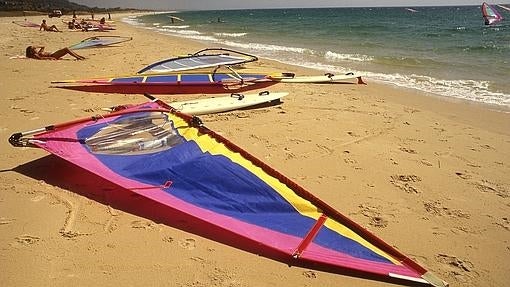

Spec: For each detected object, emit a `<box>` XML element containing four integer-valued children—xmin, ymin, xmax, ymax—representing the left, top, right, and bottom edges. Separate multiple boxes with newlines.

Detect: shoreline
<box><xmin>1</xmin><ymin>13</ymin><xmax>509</xmax><ymax>287</ymax></box>
<box><xmin>120</xmin><ymin>13</ymin><xmax>510</xmax><ymax>134</ymax></box>
<box><xmin>124</xmin><ymin>9</ymin><xmax>510</xmax><ymax>109</ymax></box>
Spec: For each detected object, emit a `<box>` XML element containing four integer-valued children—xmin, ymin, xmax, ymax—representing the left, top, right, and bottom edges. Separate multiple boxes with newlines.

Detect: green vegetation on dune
<box><xmin>0</xmin><ymin>0</ymin><xmax>145</xmax><ymax>15</ymax></box>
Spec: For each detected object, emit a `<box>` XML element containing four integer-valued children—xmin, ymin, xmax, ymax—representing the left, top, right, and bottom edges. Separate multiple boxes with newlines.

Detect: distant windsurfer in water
<box><xmin>25</xmin><ymin>46</ymin><xmax>85</xmax><ymax>60</ymax></box>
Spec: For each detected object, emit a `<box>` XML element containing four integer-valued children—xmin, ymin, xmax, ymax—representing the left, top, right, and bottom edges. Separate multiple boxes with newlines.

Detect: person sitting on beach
<box><xmin>25</xmin><ymin>46</ymin><xmax>85</xmax><ymax>60</ymax></box>
<box><xmin>99</xmin><ymin>17</ymin><xmax>106</xmax><ymax>24</ymax></box>
<box><xmin>40</xmin><ymin>19</ymin><xmax>60</xmax><ymax>32</ymax></box>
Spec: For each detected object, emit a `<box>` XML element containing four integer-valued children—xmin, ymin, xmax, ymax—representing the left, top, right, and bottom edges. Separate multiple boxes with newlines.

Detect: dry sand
<box><xmin>0</xmin><ymin>13</ymin><xmax>509</xmax><ymax>287</ymax></box>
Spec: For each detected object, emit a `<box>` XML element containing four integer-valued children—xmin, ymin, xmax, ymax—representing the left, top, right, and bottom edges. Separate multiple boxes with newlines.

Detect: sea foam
<box><xmin>325</xmin><ymin>51</ymin><xmax>374</xmax><ymax>62</ymax></box>
<box><xmin>214</xmin><ymin>32</ymin><xmax>248</xmax><ymax>37</ymax></box>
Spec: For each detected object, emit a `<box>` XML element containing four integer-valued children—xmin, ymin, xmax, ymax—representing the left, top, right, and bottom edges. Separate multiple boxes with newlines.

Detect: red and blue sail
<box><xmin>52</xmin><ymin>73</ymin><xmax>276</xmax><ymax>94</ymax></box>
<box><xmin>9</xmin><ymin>101</ymin><xmax>446</xmax><ymax>286</ymax></box>
<box><xmin>482</xmin><ymin>2</ymin><xmax>504</xmax><ymax>25</ymax></box>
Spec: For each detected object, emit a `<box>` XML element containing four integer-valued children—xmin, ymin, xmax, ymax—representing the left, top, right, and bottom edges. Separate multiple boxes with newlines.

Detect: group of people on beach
<box><xmin>24</xmin><ymin>8</ymin><xmax>117</xmax><ymax>61</ymax></box>
<box><xmin>34</xmin><ymin>19</ymin><xmax>85</xmax><ymax>60</ymax></box>
<box><xmin>29</xmin><ymin>14</ymin><xmax>109</xmax><ymax>60</ymax></box>
<box><xmin>66</xmin><ymin>17</ymin><xmax>109</xmax><ymax>32</ymax></box>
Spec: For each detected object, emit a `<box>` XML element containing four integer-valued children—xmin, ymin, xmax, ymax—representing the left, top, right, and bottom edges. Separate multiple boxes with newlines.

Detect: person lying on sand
<box><xmin>40</xmin><ymin>19</ymin><xmax>60</xmax><ymax>32</ymax></box>
<box><xmin>25</xmin><ymin>46</ymin><xmax>85</xmax><ymax>60</ymax></box>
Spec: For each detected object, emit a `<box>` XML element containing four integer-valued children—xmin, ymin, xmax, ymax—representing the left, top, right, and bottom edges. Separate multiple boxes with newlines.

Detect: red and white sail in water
<box><xmin>482</xmin><ymin>2</ymin><xmax>504</xmax><ymax>25</ymax></box>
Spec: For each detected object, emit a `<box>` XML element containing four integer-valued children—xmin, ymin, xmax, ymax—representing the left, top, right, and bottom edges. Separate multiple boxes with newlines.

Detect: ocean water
<box><xmin>123</xmin><ymin>6</ymin><xmax>510</xmax><ymax>107</ymax></box>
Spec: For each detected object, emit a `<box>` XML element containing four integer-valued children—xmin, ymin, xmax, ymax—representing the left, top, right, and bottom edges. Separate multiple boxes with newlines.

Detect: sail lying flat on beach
<box><xmin>482</xmin><ymin>2</ymin><xmax>504</xmax><ymax>25</ymax></box>
<box><xmin>137</xmin><ymin>48</ymin><xmax>258</xmax><ymax>74</ymax></box>
<box><xmin>68</xmin><ymin>36</ymin><xmax>133</xmax><ymax>50</ymax></box>
<box><xmin>9</xmin><ymin>100</ymin><xmax>447</xmax><ymax>287</ymax></box>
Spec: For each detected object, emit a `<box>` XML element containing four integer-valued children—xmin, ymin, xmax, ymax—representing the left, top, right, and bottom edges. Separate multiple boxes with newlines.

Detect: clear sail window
<box><xmin>85</xmin><ymin>112</ymin><xmax>184</xmax><ymax>155</ymax></box>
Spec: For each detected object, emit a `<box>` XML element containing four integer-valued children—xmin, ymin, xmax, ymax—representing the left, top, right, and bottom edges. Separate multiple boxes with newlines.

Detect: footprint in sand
<box><xmin>130</xmin><ymin>220</ymin><xmax>155</xmax><ymax>230</ymax></box>
<box><xmin>15</xmin><ymin>235</ymin><xmax>40</xmax><ymax>245</ymax></box>
<box><xmin>0</xmin><ymin>217</ymin><xmax>15</xmax><ymax>225</ymax></box>
<box><xmin>480</xmin><ymin>144</ymin><xmax>494</xmax><ymax>150</ymax></box>
<box><xmin>369</xmin><ymin>216</ymin><xmax>388</xmax><ymax>228</ymax></box>
<box><xmin>162</xmin><ymin>236</ymin><xmax>174</xmax><ymax>243</ymax></box>
<box><xmin>436</xmin><ymin>254</ymin><xmax>478</xmax><ymax>281</ymax></box>
<box><xmin>30</xmin><ymin>194</ymin><xmax>46</xmax><ymax>202</ymax></box>
<box><xmin>495</xmin><ymin>217</ymin><xmax>509</xmax><ymax>231</ymax></box>
<box><xmin>399</xmin><ymin>147</ymin><xmax>417</xmax><ymax>154</ymax></box>
<box><xmin>471</xmin><ymin>180</ymin><xmax>508</xmax><ymax>198</ymax></box>
<box><xmin>423</xmin><ymin>201</ymin><xmax>470</xmax><ymax>219</ymax></box>
<box><xmin>466</xmin><ymin>163</ymin><xmax>481</xmax><ymax>168</ymax></box>
<box><xmin>302</xmin><ymin>270</ymin><xmax>317</xmax><ymax>279</ymax></box>
<box><xmin>179</xmin><ymin>238</ymin><xmax>196</xmax><ymax>250</ymax></box>
<box><xmin>190</xmin><ymin>256</ymin><xmax>205</xmax><ymax>262</ymax></box>
<box><xmin>344</xmin><ymin>158</ymin><xmax>362</xmax><ymax>170</ymax></box>
<box><xmin>455</xmin><ymin>171</ymin><xmax>472</xmax><ymax>180</ymax></box>
<box><xmin>390</xmin><ymin>175</ymin><xmax>421</xmax><ymax>194</ymax></box>
<box><xmin>358</xmin><ymin>204</ymin><xmax>390</xmax><ymax>228</ymax></box>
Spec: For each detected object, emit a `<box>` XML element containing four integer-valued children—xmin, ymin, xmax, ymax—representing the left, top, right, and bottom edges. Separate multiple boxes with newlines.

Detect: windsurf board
<box><xmin>267</xmin><ymin>72</ymin><xmax>366</xmax><ymax>84</ymax></box>
<box><xmin>170</xmin><ymin>91</ymin><xmax>287</xmax><ymax>115</ymax></box>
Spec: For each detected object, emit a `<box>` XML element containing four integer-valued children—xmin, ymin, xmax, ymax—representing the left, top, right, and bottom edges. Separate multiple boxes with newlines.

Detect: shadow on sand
<box><xmin>12</xmin><ymin>154</ymin><xmax>427</xmax><ymax>287</ymax></box>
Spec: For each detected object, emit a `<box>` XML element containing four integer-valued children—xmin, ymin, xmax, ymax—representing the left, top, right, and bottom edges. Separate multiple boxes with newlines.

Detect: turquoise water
<box><xmin>124</xmin><ymin>6</ymin><xmax>510</xmax><ymax>107</ymax></box>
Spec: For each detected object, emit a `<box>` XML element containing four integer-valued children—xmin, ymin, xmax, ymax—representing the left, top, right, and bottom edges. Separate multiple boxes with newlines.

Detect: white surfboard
<box><xmin>267</xmin><ymin>72</ymin><xmax>365</xmax><ymax>84</ymax></box>
<box><xmin>170</xmin><ymin>91</ymin><xmax>288</xmax><ymax>115</ymax></box>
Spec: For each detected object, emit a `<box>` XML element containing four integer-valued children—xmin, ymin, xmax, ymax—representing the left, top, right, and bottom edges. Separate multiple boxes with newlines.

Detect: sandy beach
<box><xmin>0</xmin><ymin>13</ymin><xmax>509</xmax><ymax>287</ymax></box>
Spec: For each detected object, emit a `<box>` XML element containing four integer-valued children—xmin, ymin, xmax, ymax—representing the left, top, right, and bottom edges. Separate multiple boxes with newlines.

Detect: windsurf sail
<box><xmin>9</xmin><ymin>99</ymin><xmax>447</xmax><ymax>287</ymax></box>
<box><xmin>482</xmin><ymin>2</ymin><xmax>504</xmax><ymax>25</ymax></box>
<box><xmin>68</xmin><ymin>36</ymin><xmax>132</xmax><ymax>50</ymax></box>
<box><xmin>52</xmin><ymin>72</ymin><xmax>276</xmax><ymax>94</ymax></box>
<box><xmin>137</xmin><ymin>48</ymin><xmax>258</xmax><ymax>74</ymax></box>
